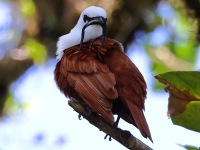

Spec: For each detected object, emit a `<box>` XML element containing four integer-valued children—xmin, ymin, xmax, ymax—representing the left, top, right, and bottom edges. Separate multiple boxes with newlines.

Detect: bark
<box><xmin>68</xmin><ymin>97</ymin><xmax>153</xmax><ymax>150</ymax></box>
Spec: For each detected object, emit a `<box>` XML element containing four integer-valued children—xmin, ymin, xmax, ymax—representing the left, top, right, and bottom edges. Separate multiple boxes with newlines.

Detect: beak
<box><xmin>77</xmin><ymin>16</ymin><xmax>107</xmax><ymax>60</ymax></box>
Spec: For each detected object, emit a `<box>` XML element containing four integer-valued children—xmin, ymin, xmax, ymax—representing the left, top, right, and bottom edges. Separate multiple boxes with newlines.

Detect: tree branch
<box><xmin>68</xmin><ymin>98</ymin><xmax>153</xmax><ymax>150</ymax></box>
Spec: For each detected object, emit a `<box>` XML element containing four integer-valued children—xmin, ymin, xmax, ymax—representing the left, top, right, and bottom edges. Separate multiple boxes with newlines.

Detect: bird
<box><xmin>54</xmin><ymin>6</ymin><xmax>152</xmax><ymax>142</ymax></box>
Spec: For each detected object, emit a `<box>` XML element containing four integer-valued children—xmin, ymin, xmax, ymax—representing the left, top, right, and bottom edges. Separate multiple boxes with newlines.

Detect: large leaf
<box><xmin>155</xmin><ymin>71</ymin><xmax>200</xmax><ymax>132</ymax></box>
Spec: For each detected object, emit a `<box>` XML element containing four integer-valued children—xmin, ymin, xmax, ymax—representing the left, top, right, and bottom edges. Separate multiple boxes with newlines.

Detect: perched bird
<box><xmin>54</xmin><ymin>6</ymin><xmax>152</xmax><ymax>142</ymax></box>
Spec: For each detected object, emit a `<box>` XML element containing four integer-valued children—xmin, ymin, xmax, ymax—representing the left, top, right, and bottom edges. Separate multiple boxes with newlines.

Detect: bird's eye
<box><xmin>83</xmin><ymin>15</ymin><xmax>91</xmax><ymax>23</ymax></box>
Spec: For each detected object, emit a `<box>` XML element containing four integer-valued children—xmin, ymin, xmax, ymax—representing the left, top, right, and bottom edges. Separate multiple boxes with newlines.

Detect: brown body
<box><xmin>54</xmin><ymin>38</ymin><xmax>152</xmax><ymax>142</ymax></box>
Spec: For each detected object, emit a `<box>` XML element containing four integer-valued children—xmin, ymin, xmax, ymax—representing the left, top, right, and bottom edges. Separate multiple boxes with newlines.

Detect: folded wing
<box><xmin>103</xmin><ymin>39</ymin><xmax>152</xmax><ymax>142</ymax></box>
<box><xmin>59</xmin><ymin>45</ymin><xmax>118</xmax><ymax>124</ymax></box>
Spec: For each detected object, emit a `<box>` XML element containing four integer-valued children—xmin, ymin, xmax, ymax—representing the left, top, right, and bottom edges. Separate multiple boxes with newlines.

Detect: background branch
<box><xmin>68</xmin><ymin>98</ymin><xmax>153</xmax><ymax>150</ymax></box>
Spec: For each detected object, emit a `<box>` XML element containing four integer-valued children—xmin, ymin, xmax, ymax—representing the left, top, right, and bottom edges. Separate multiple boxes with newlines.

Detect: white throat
<box><xmin>56</xmin><ymin>6</ymin><xmax>107</xmax><ymax>60</ymax></box>
<box><xmin>56</xmin><ymin>24</ymin><xmax>102</xmax><ymax>60</ymax></box>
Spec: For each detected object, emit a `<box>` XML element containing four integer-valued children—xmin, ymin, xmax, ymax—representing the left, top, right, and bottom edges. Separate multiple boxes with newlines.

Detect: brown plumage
<box><xmin>54</xmin><ymin>37</ymin><xmax>153</xmax><ymax>142</ymax></box>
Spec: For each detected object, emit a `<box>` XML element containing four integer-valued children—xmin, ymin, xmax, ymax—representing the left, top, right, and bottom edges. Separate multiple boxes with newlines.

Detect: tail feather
<box><xmin>128</xmin><ymin>101</ymin><xmax>153</xmax><ymax>142</ymax></box>
<box><xmin>138</xmin><ymin>109</ymin><xmax>153</xmax><ymax>142</ymax></box>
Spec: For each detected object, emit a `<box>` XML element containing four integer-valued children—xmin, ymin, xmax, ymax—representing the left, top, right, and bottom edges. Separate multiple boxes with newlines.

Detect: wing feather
<box><xmin>60</xmin><ymin>46</ymin><xmax>118</xmax><ymax>124</ymax></box>
<box><xmin>103</xmin><ymin>39</ymin><xmax>152</xmax><ymax>141</ymax></box>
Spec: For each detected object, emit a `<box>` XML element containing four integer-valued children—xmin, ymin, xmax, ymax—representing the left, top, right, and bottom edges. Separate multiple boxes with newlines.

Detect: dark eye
<box><xmin>83</xmin><ymin>15</ymin><xmax>91</xmax><ymax>23</ymax></box>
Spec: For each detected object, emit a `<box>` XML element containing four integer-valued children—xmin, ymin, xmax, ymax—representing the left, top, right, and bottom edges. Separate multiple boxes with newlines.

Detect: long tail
<box><xmin>128</xmin><ymin>101</ymin><xmax>153</xmax><ymax>142</ymax></box>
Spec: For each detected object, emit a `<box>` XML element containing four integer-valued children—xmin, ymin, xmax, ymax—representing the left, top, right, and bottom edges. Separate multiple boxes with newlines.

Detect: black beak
<box><xmin>77</xmin><ymin>16</ymin><xmax>107</xmax><ymax>60</ymax></box>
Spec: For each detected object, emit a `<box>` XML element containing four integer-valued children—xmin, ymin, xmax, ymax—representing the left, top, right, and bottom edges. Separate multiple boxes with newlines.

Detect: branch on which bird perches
<box><xmin>68</xmin><ymin>97</ymin><xmax>153</xmax><ymax>150</ymax></box>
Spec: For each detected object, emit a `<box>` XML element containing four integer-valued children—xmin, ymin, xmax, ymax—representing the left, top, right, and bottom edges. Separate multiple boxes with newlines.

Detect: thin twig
<box><xmin>68</xmin><ymin>97</ymin><xmax>153</xmax><ymax>150</ymax></box>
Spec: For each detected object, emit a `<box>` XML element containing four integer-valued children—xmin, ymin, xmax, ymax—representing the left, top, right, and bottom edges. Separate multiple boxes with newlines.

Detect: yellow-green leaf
<box><xmin>25</xmin><ymin>38</ymin><xmax>47</xmax><ymax>64</ymax></box>
<box><xmin>156</xmin><ymin>71</ymin><xmax>200</xmax><ymax>99</ymax></box>
<box><xmin>20</xmin><ymin>0</ymin><xmax>36</xmax><ymax>17</ymax></box>
<box><xmin>155</xmin><ymin>71</ymin><xmax>200</xmax><ymax>133</ymax></box>
<box><xmin>179</xmin><ymin>144</ymin><xmax>199</xmax><ymax>150</ymax></box>
<box><xmin>171</xmin><ymin>101</ymin><xmax>200</xmax><ymax>132</ymax></box>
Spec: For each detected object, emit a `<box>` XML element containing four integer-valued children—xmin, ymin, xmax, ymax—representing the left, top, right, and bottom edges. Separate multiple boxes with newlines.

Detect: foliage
<box><xmin>145</xmin><ymin>3</ymin><xmax>198</xmax><ymax>75</ymax></box>
<box><xmin>20</xmin><ymin>0</ymin><xmax>36</xmax><ymax>17</ymax></box>
<box><xmin>0</xmin><ymin>0</ymin><xmax>200</xmax><ymax>149</ymax></box>
<box><xmin>25</xmin><ymin>38</ymin><xmax>47</xmax><ymax>64</ymax></box>
<box><xmin>4</xmin><ymin>92</ymin><xmax>29</xmax><ymax>115</ymax></box>
<box><xmin>155</xmin><ymin>71</ymin><xmax>200</xmax><ymax>132</ymax></box>
<box><xmin>172</xmin><ymin>101</ymin><xmax>200</xmax><ymax>133</ymax></box>
<box><xmin>180</xmin><ymin>145</ymin><xmax>199</xmax><ymax>150</ymax></box>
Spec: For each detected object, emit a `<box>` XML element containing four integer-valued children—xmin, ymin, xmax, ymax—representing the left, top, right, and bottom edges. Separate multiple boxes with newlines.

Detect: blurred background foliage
<box><xmin>0</xmin><ymin>0</ymin><xmax>200</xmax><ymax>123</ymax></box>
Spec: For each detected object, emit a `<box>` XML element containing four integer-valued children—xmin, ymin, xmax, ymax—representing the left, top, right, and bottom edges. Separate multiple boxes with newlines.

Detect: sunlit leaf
<box><xmin>20</xmin><ymin>0</ymin><xmax>36</xmax><ymax>17</ymax></box>
<box><xmin>155</xmin><ymin>71</ymin><xmax>200</xmax><ymax>99</ymax></box>
<box><xmin>155</xmin><ymin>71</ymin><xmax>200</xmax><ymax>132</ymax></box>
<box><xmin>4</xmin><ymin>93</ymin><xmax>15</xmax><ymax>112</ymax></box>
<box><xmin>25</xmin><ymin>38</ymin><xmax>47</xmax><ymax>64</ymax></box>
<box><xmin>4</xmin><ymin>93</ymin><xmax>30</xmax><ymax>115</ymax></box>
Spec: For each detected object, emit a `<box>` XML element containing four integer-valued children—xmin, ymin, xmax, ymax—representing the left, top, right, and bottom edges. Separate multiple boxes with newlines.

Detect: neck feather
<box><xmin>56</xmin><ymin>25</ymin><xmax>102</xmax><ymax>60</ymax></box>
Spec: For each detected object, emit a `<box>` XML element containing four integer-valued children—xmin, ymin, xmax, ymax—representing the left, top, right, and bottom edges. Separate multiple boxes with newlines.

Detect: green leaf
<box><xmin>4</xmin><ymin>93</ymin><xmax>30</xmax><ymax>115</ymax></box>
<box><xmin>25</xmin><ymin>38</ymin><xmax>47</xmax><ymax>64</ymax></box>
<box><xmin>171</xmin><ymin>101</ymin><xmax>200</xmax><ymax>132</ymax></box>
<box><xmin>179</xmin><ymin>144</ymin><xmax>199</xmax><ymax>150</ymax></box>
<box><xmin>155</xmin><ymin>71</ymin><xmax>200</xmax><ymax>133</ymax></box>
<box><xmin>20</xmin><ymin>0</ymin><xmax>36</xmax><ymax>17</ymax></box>
<box><xmin>156</xmin><ymin>71</ymin><xmax>200</xmax><ymax>99</ymax></box>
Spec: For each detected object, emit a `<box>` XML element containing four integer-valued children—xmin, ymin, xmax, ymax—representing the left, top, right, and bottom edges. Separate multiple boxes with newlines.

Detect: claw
<box><xmin>71</xmin><ymin>97</ymin><xmax>92</xmax><ymax>119</ymax></box>
<box><xmin>104</xmin><ymin>115</ymin><xmax>121</xmax><ymax>141</ymax></box>
<box><xmin>104</xmin><ymin>134</ymin><xmax>112</xmax><ymax>141</ymax></box>
<box><xmin>78</xmin><ymin>114</ymin><xmax>82</xmax><ymax>120</ymax></box>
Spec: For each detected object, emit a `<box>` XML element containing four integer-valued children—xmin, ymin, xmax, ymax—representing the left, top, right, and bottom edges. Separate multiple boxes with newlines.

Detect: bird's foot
<box><xmin>104</xmin><ymin>115</ymin><xmax>121</xmax><ymax>141</ymax></box>
<box><xmin>104</xmin><ymin>134</ymin><xmax>112</xmax><ymax>141</ymax></box>
<box><xmin>113</xmin><ymin>115</ymin><xmax>120</xmax><ymax>127</ymax></box>
<box><xmin>78</xmin><ymin>114</ymin><xmax>82</xmax><ymax>120</ymax></box>
<box><xmin>73</xmin><ymin>100</ymin><xmax>92</xmax><ymax>120</ymax></box>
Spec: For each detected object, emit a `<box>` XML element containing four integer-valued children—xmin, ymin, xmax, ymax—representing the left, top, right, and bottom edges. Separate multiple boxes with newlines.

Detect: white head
<box><xmin>56</xmin><ymin>6</ymin><xmax>107</xmax><ymax>60</ymax></box>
